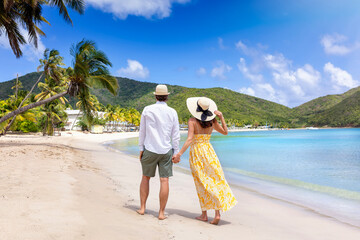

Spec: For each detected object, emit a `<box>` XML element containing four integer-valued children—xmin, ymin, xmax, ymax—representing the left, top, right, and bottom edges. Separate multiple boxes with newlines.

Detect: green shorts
<box><xmin>141</xmin><ymin>149</ymin><xmax>173</xmax><ymax>178</ymax></box>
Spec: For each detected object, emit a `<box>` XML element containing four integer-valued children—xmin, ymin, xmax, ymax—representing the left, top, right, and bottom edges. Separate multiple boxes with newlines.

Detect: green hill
<box><xmin>291</xmin><ymin>87</ymin><xmax>360</xmax><ymax>126</ymax></box>
<box><xmin>1</xmin><ymin>72</ymin><xmax>359</xmax><ymax>127</ymax></box>
<box><xmin>306</xmin><ymin>90</ymin><xmax>360</xmax><ymax>127</ymax></box>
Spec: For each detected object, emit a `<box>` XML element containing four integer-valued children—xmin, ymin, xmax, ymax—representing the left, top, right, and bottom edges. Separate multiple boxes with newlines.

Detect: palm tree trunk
<box><xmin>0</xmin><ymin>91</ymin><xmax>67</xmax><ymax>126</ymax></box>
<box><xmin>70</xmin><ymin>111</ymin><xmax>81</xmax><ymax>130</ymax></box>
<box><xmin>18</xmin><ymin>72</ymin><xmax>44</xmax><ymax>110</ymax></box>
<box><xmin>15</xmin><ymin>74</ymin><xmax>19</xmax><ymax>100</ymax></box>
<box><xmin>2</xmin><ymin>72</ymin><xmax>44</xmax><ymax>135</ymax></box>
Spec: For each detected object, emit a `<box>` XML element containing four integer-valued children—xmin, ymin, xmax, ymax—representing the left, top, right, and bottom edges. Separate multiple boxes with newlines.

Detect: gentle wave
<box><xmin>224</xmin><ymin>167</ymin><xmax>360</xmax><ymax>201</ymax></box>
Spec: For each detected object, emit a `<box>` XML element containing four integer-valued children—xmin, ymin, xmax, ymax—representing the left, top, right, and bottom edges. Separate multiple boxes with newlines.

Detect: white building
<box><xmin>64</xmin><ymin>109</ymin><xmax>107</xmax><ymax>131</ymax></box>
<box><xmin>64</xmin><ymin>109</ymin><xmax>130</xmax><ymax>132</ymax></box>
<box><xmin>64</xmin><ymin>109</ymin><xmax>82</xmax><ymax>131</ymax></box>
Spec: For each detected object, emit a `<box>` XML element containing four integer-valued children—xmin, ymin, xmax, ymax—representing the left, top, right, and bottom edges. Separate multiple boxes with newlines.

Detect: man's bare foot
<box><xmin>195</xmin><ymin>215</ymin><xmax>208</xmax><ymax>222</ymax></box>
<box><xmin>158</xmin><ymin>211</ymin><xmax>167</xmax><ymax>220</ymax></box>
<box><xmin>136</xmin><ymin>209</ymin><xmax>145</xmax><ymax>215</ymax></box>
<box><xmin>210</xmin><ymin>216</ymin><xmax>220</xmax><ymax>225</ymax></box>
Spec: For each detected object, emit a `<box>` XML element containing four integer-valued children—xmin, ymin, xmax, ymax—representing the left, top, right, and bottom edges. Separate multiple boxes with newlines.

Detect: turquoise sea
<box><xmin>109</xmin><ymin>128</ymin><xmax>360</xmax><ymax>227</ymax></box>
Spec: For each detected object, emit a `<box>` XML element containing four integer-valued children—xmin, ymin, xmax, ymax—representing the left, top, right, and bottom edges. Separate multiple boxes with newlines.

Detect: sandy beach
<box><xmin>1</xmin><ymin>132</ymin><xmax>360</xmax><ymax>240</ymax></box>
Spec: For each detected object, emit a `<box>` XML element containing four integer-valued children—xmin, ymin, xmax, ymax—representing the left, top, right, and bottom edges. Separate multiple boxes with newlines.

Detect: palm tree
<box><xmin>105</xmin><ymin>105</ymin><xmax>117</xmax><ymax>132</ymax></box>
<box><xmin>2</xmin><ymin>49</ymin><xmax>64</xmax><ymax>134</ymax></box>
<box><xmin>11</xmin><ymin>74</ymin><xmax>23</xmax><ymax>100</ymax></box>
<box><xmin>0</xmin><ymin>40</ymin><xmax>119</xmax><ymax>129</ymax></box>
<box><xmin>72</xmin><ymin>94</ymin><xmax>99</xmax><ymax>130</ymax></box>
<box><xmin>0</xmin><ymin>0</ymin><xmax>85</xmax><ymax>57</ymax></box>
<box><xmin>39</xmin><ymin>101</ymin><xmax>67</xmax><ymax>136</ymax></box>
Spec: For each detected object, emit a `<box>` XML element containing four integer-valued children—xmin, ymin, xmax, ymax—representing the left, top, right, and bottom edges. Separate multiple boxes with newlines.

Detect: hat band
<box><xmin>196</xmin><ymin>102</ymin><xmax>213</xmax><ymax>121</ymax></box>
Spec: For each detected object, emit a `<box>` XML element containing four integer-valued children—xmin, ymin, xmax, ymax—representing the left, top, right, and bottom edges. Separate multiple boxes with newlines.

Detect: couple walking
<box><xmin>137</xmin><ymin>84</ymin><xmax>237</xmax><ymax>225</ymax></box>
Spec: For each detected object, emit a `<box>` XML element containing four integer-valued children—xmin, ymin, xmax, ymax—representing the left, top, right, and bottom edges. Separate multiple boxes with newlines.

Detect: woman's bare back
<box><xmin>191</xmin><ymin>118</ymin><xmax>214</xmax><ymax>135</ymax></box>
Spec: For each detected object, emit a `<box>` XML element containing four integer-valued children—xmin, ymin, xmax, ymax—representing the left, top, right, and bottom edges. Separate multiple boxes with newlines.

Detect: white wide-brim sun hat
<box><xmin>186</xmin><ymin>97</ymin><xmax>217</xmax><ymax>122</ymax></box>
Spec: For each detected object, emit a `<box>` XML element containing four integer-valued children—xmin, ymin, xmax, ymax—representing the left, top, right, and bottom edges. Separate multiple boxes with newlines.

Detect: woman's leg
<box><xmin>210</xmin><ymin>210</ymin><xmax>221</xmax><ymax>225</ymax></box>
<box><xmin>195</xmin><ymin>210</ymin><xmax>208</xmax><ymax>221</ymax></box>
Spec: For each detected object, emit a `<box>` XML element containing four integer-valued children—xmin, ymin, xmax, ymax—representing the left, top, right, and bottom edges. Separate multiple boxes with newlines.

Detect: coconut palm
<box><xmin>0</xmin><ymin>0</ymin><xmax>85</xmax><ymax>57</ymax></box>
<box><xmin>2</xmin><ymin>49</ymin><xmax>64</xmax><ymax>134</ymax></box>
<box><xmin>0</xmin><ymin>40</ymin><xmax>119</xmax><ymax>129</ymax></box>
<box><xmin>11</xmin><ymin>74</ymin><xmax>23</xmax><ymax>100</ymax></box>
<box><xmin>72</xmin><ymin>94</ymin><xmax>99</xmax><ymax>130</ymax></box>
<box><xmin>39</xmin><ymin>101</ymin><xmax>67</xmax><ymax>136</ymax></box>
<box><xmin>105</xmin><ymin>105</ymin><xmax>117</xmax><ymax>132</ymax></box>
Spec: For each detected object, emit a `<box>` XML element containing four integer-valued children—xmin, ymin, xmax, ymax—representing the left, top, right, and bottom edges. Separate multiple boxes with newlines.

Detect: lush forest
<box><xmin>1</xmin><ymin>72</ymin><xmax>360</xmax><ymax>128</ymax></box>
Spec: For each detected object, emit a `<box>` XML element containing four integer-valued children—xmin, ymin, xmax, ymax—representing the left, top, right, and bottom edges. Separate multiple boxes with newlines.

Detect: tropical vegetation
<box><xmin>0</xmin><ymin>38</ymin><xmax>130</xmax><ymax>135</ymax></box>
<box><xmin>2</xmin><ymin>71</ymin><xmax>359</xmax><ymax>129</ymax></box>
<box><xmin>0</xmin><ymin>0</ymin><xmax>85</xmax><ymax>57</ymax></box>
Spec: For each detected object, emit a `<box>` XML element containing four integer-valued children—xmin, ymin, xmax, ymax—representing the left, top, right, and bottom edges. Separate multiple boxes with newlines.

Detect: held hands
<box><xmin>172</xmin><ymin>153</ymin><xmax>181</xmax><ymax>164</ymax></box>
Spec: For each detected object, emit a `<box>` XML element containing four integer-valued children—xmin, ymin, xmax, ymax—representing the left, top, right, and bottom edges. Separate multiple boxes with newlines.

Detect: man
<box><xmin>137</xmin><ymin>84</ymin><xmax>180</xmax><ymax>220</ymax></box>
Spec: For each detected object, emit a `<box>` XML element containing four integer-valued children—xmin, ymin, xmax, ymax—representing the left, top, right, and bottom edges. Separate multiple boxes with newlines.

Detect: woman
<box><xmin>173</xmin><ymin>97</ymin><xmax>237</xmax><ymax>225</ymax></box>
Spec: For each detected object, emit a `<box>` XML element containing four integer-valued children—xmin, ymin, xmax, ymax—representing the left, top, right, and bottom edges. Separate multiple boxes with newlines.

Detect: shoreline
<box><xmin>1</xmin><ymin>132</ymin><xmax>360</xmax><ymax>239</ymax></box>
<box><xmin>106</xmin><ymin>132</ymin><xmax>360</xmax><ymax>229</ymax></box>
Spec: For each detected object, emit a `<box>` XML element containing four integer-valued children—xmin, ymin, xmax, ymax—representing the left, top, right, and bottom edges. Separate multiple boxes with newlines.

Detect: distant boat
<box><xmin>306</xmin><ymin>127</ymin><xmax>319</xmax><ymax>130</ymax></box>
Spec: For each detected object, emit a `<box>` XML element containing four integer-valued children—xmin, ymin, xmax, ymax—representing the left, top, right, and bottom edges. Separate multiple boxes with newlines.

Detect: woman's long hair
<box><xmin>196</xmin><ymin>118</ymin><xmax>214</xmax><ymax>128</ymax></box>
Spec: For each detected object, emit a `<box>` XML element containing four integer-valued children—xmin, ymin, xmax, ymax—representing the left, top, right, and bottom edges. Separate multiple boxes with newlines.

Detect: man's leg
<box><xmin>137</xmin><ymin>175</ymin><xmax>151</xmax><ymax>215</ymax></box>
<box><xmin>158</xmin><ymin>177</ymin><xmax>169</xmax><ymax>220</ymax></box>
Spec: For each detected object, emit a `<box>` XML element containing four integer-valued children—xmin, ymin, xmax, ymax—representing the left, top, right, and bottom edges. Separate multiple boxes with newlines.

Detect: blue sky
<box><xmin>1</xmin><ymin>0</ymin><xmax>360</xmax><ymax>107</ymax></box>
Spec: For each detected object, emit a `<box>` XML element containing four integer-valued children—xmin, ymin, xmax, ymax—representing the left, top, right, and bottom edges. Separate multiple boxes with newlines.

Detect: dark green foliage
<box><xmin>307</xmin><ymin>90</ymin><xmax>360</xmax><ymax>127</ymax></box>
<box><xmin>0</xmin><ymin>72</ymin><xmax>44</xmax><ymax>99</ymax></box>
<box><xmin>1</xmin><ymin>72</ymin><xmax>359</xmax><ymax>127</ymax></box>
<box><xmin>291</xmin><ymin>87</ymin><xmax>360</xmax><ymax>127</ymax></box>
<box><xmin>17</xmin><ymin>120</ymin><xmax>39</xmax><ymax>133</ymax></box>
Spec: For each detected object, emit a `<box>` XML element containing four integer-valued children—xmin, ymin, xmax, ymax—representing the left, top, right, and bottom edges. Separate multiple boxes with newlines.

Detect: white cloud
<box><xmin>239</xmin><ymin>87</ymin><xmax>255</xmax><ymax>96</ymax></box>
<box><xmin>118</xmin><ymin>59</ymin><xmax>149</xmax><ymax>79</ymax></box>
<box><xmin>87</xmin><ymin>0</ymin><xmax>190</xmax><ymax>19</ymax></box>
<box><xmin>196</xmin><ymin>67</ymin><xmax>206</xmax><ymax>76</ymax></box>
<box><xmin>263</xmin><ymin>53</ymin><xmax>290</xmax><ymax>73</ymax></box>
<box><xmin>324</xmin><ymin>62</ymin><xmax>359</xmax><ymax>89</ymax></box>
<box><xmin>237</xmin><ymin>58</ymin><xmax>263</xmax><ymax>82</ymax></box>
<box><xmin>295</xmin><ymin>64</ymin><xmax>321</xmax><ymax>87</ymax></box>
<box><xmin>321</xmin><ymin>34</ymin><xmax>360</xmax><ymax>55</ymax></box>
<box><xmin>211</xmin><ymin>61</ymin><xmax>232</xmax><ymax>80</ymax></box>
<box><xmin>235</xmin><ymin>41</ymin><xmax>325</xmax><ymax>106</ymax></box>
<box><xmin>240</xmin><ymin>83</ymin><xmax>287</xmax><ymax>105</ymax></box>
<box><xmin>0</xmin><ymin>27</ymin><xmax>46</xmax><ymax>61</ymax></box>
<box><xmin>235</xmin><ymin>40</ymin><xmax>257</xmax><ymax>57</ymax></box>
<box><xmin>263</xmin><ymin>53</ymin><xmax>323</xmax><ymax>98</ymax></box>
<box><xmin>218</xmin><ymin>37</ymin><xmax>225</xmax><ymax>49</ymax></box>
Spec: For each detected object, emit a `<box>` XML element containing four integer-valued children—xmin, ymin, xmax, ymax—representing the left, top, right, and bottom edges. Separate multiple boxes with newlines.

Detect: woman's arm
<box><xmin>172</xmin><ymin>118</ymin><xmax>195</xmax><ymax>163</ymax></box>
<box><xmin>213</xmin><ymin>110</ymin><xmax>228</xmax><ymax>135</ymax></box>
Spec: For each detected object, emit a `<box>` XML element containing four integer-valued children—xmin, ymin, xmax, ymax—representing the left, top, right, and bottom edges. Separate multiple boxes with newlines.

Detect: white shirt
<box><xmin>138</xmin><ymin>101</ymin><xmax>180</xmax><ymax>154</ymax></box>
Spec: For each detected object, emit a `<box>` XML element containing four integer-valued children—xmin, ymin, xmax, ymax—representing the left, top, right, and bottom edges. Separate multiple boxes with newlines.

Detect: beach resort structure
<box><xmin>64</xmin><ymin>109</ymin><xmax>137</xmax><ymax>133</ymax></box>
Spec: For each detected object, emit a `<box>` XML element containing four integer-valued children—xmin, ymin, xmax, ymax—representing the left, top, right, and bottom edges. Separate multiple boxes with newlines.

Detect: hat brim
<box><xmin>186</xmin><ymin>97</ymin><xmax>217</xmax><ymax>121</ymax></box>
<box><xmin>153</xmin><ymin>92</ymin><xmax>170</xmax><ymax>95</ymax></box>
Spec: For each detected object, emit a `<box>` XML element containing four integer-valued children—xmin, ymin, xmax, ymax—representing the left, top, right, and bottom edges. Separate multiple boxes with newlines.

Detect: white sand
<box><xmin>0</xmin><ymin>131</ymin><xmax>359</xmax><ymax>240</ymax></box>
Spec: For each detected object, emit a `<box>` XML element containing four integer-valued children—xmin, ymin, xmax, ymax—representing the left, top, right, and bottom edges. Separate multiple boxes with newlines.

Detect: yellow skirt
<box><xmin>189</xmin><ymin>134</ymin><xmax>237</xmax><ymax>212</ymax></box>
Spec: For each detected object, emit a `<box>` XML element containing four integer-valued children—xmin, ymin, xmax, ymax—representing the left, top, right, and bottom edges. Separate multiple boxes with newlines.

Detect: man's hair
<box><xmin>155</xmin><ymin>95</ymin><xmax>168</xmax><ymax>102</ymax></box>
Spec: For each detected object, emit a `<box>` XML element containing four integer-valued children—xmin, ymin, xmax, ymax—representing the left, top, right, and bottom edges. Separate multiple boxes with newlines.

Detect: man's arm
<box><xmin>171</xmin><ymin>111</ymin><xmax>180</xmax><ymax>155</ymax></box>
<box><xmin>138</xmin><ymin>109</ymin><xmax>146</xmax><ymax>160</ymax></box>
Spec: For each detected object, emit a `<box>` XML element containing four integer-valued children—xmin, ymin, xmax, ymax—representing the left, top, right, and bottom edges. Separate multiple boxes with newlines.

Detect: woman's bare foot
<box><xmin>195</xmin><ymin>211</ymin><xmax>208</xmax><ymax>222</ymax></box>
<box><xmin>158</xmin><ymin>211</ymin><xmax>167</xmax><ymax>220</ymax></box>
<box><xmin>195</xmin><ymin>215</ymin><xmax>208</xmax><ymax>222</ymax></box>
<box><xmin>210</xmin><ymin>210</ymin><xmax>221</xmax><ymax>225</ymax></box>
<box><xmin>136</xmin><ymin>209</ymin><xmax>145</xmax><ymax>215</ymax></box>
<box><xmin>210</xmin><ymin>215</ymin><xmax>220</xmax><ymax>225</ymax></box>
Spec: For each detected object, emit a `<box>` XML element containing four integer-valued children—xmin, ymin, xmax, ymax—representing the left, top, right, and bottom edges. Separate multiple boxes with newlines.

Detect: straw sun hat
<box><xmin>186</xmin><ymin>97</ymin><xmax>217</xmax><ymax>122</ymax></box>
<box><xmin>153</xmin><ymin>84</ymin><xmax>170</xmax><ymax>95</ymax></box>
